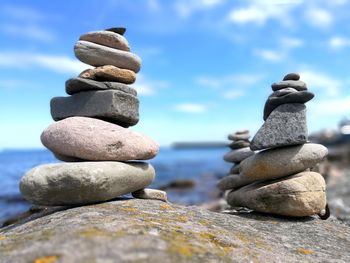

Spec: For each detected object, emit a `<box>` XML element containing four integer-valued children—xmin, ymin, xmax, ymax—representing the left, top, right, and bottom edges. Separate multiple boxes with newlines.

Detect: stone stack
<box><xmin>217</xmin><ymin>130</ymin><xmax>254</xmax><ymax>191</ymax></box>
<box><xmin>20</xmin><ymin>28</ymin><xmax>167</xmax><ymax>206</ymax></box>
<box><xmin>225</xmin><ymin>73</ymin><xmax>329</xmax><ymax>217</ymax></box>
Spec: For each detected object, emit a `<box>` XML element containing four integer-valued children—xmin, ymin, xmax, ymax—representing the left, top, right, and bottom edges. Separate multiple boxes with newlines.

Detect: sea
<box><xmin>0</xmin><ymin>147</ymin><xmax>230</xmax><ymax>224</ymax></box>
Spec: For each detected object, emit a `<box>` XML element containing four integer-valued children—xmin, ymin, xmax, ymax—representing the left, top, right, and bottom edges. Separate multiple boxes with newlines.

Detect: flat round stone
<box><xmin>227</xmin><ymin>171</ymin><xmax>326</xmax><ymax>217</ymax></box>
<box><xmin>74</xmin><ymin>40</ymin><xmax>141</xmax><ymax>73</ymax></box>
<box><xmin>283</xmin><ymin>73</ymin><xmax>300</xmax><ymax>81</ymax></box>
<box><xmin>65</xmin><ymin>78</ymin><xmax>137</xmax><ymax>96</ymax></box>
<box><xmin>132</xmin><ymin>189</ymin><xmax>167</xmax><ymax>202</ymax></box>
<box><xmin>269</xmin><ymin>87</ymin><xmax>298</xmax><ymax>97</ymax></box>
<box><xmin>79</xmin><ymin>65</ymin><xmax>136</xmax><ymax>84</ymax></box>
<box><xmin>41</xmin><ymin>117</ymin><xmax>159</xmax><ymax>161</ymax></box>
<box><xmin>217</xmin><ymin>174</ymin><xmax>252</xmax><ymax>191</ymax></box>
<box><xmin>80</xmin><ymin>30</ymin><xmax>129</xmax><ymax>51</ymax></box>
<box><xmin>271</xmin><ymin>80</ymin><xmax>307</xmax><ymax>91</ymax></box>
<box><xmin>229</xmin><ymin>140</ymin><xmax>250</xmax><ymax>150</ymax></box>
<box><xmin>20</xmin><ymin>162</ymin><xmax>155</xmax><ymax>206</ymax></box>
<box><xmin>224</xmin><ymin>147</ymin><xmax>254</xmax><ymax>163</ymax></box>
<box><xmin>105</xmin><ymin>27</ymin><xmax>126</xmax><ymax>35</ymax></box>
<box><xmin>263</xmin><ymin>91</ymin><xmax>314</xmax><ymax>120</ymax></box>
<box><xmin>241</xmin><ymin>143</ymin><xmax>328</xmax><ymax>182</ymax></box>
<box><xmin>228</xmin><ymin>133</ymin><xmax>250</xmax><ymax>141</ymax></box>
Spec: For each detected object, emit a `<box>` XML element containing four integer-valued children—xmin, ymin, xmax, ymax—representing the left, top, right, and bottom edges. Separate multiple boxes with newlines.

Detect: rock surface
<box><xmin>0</xmin><ymin>199</ymin><xmax>349</xmax><ymax>262</ymax></box>
<box><xmin>41</xmin><ymin>117</ymin><xmax>159</xmax><ymax>161</ymax></box>
<box><xmin>217</xmin><ymin>174</ymin><xmax>252</xmax><ymax>191</ymax></box>
<box><xmin>241</xmin><ymin>143</ymin><xmax>328</xmax><ymax>182</ymax></box>
<box><xmin>79</xmin><ymin>65</ymin><xmax>136</xmax><ymax>84</ymax></box>
<box><xmin>227</xmin><ymin>172</ymin><xmax>326</xmax><ymax>217</ymax></box>
<box><xmin>65</xmin><ymin>78</ymin><xmax>137</xmax><ymax>96</ymax></box>
<box><xmin>74</xmin><ymin>40</ymin><xmax>141</xmax><ymax>73</ymax></box>
<box><xmin>79</xmin><ymin>30</ymin><xmax>130</xmax><ymax>51</ymax></box>
<box><xmin>283</xmin><ymin>73</ymin><xmax>300</xmax><ymax>81</ymax></box>
<box><xmin>251</xmin><ymin>103</ymin><xmax>308</xmax><ymax>150</ymax></box>
<box><xmin>20</xmin><ymin>162</ymin><xmax>155</xmax><ymax>206</ymax></box>
<box><xmin>223</xmin><ymin>147</ymin><xmax>254</xmax><ymax>163</ymax></box>
<box><xmin>51</xmin><ymin>90</ymin><xmax>139</xmax><ymax>127</ymax></box>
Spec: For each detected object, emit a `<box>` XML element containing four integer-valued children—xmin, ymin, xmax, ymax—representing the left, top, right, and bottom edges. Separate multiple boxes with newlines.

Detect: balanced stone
<box><xmin>51</xmin><ymin>90</ymin><xmax>139</xmax><ymax>127</ymax></box>
<box><xmin>235</xmin><ymin>129</ymin><xmax>249</xmax><ymax>134</ymax></box>
<box><xmin>79</xmin><ymin>65</ymin><xmax>136</xmax><ymax>84</ymax></box>
<box><xmin>217</xmin><ymin>174</ymin><xmax>252</xmax><ymax>191</ymax></box>
<box><xmin>251</xmin><ymin>103</ymin><xmax>307</xmax><ymax>150</ymax></box>
<box><xmin>74</xmin><ymin>40</ymin><xmax>141</xmax><ymax>73</ymax></box>
<box><xmin>228</xmin><ymin>133</ymin><xmax>250</xmax><ymax>141</ymax></box>
<box><xmin>270</xmin><ymin>87</ymin><xmax>298</xmax><ymax>97</ymax></box>
<box><xmin>105</xmin><ymin>27</ymin><xmax>126</xmax><ymax>35</ymax></box>
<box><xmin>132</xmin><ymin>188</ymin><xmax>167</xmax><ymax>202</ymax></box>
<box><xmin>20</xmin><ymin>162</ymin><xmax>155</xmax><ymax>206</ymax></box>
<box><xmin>263</xmin><ymin>91</ymin><xmax>314</xmax><ymax>120</ymax></box>
<box><xmin>227</xmin><ymin>171</ymin><xmax>326</xmax><ymax>217</ymax></box>
<box><xmin>230</xmin><ymin>164</ymin><xmax>240</xmax><ymax>174</ymax></box>
<box><xmin>229</xmin><ymin>140</ymin><xmax>250</xmax><ymax>150</ymax></box>
<box><xmin>283</xmin><ymin>73</ymin><xmax>300</xmax><ymax>81</ymax></box>
<box><xmin>79</xmin><ymin>30</ymin><xmax>130</xmax><ymax>51</ymax></box>
<box><xmin>41</xmin><ymin>117</ymin><xmax>159</xmax><ymax>161</ymax></box>
<box><xmin>271</xmin><ymin>80</ymin><xmax>307</xmax><ymax>91</ymax></box>
<box><xmin>65</xmin><ymin>78</ymin><xmax>137</xmax><ymax>96</ymax></box>
<box><xmin>224</xmin><ymin>147</ymin><xmax>254</xmax><ymax>163</ymax></box>
<box><xmin>241</xmin><ymin>143</ymin><xmax>328</xmax><ymax>182</ymax></box>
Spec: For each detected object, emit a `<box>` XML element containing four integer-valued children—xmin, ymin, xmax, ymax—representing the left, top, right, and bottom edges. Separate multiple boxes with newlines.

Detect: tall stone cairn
<box><xmin>19</xmin><ymin>27</ymin><xmax>167</xmax><ymax>206</ymax></box>
<box><xmin>225</xmin><ymin>73</ymin><xmax>328</xmax><ymax>217</ymax></box>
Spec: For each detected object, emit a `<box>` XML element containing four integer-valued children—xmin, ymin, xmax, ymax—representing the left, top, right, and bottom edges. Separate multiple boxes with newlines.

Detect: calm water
<box><xmin>0</xmin><ymin>148</ymin><xmax>230</xmax><ymax>224</ymax></box>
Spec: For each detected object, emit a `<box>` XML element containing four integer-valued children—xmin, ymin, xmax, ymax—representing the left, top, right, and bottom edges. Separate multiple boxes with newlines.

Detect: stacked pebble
<box><xmin>217</xmin><ymin>130</ymin><xmax>254</xmax><ymax>191</ymax></box>
<box><xmin>20</xmin><ymin>28</ymin><xmax>167</xmax><ymax>206</ymax></box>
<box><xmin>225</xmin><ymin>73</ymin><xmax>329</xmax><ymax>217</ymax></box>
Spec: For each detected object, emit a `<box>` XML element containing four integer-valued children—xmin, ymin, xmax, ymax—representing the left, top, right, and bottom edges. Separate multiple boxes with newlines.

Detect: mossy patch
<box><xmin>176</xmin><ymin>215</ymin><xmax>189</xmax><ymax>223</ymax></box>
<box><xmin>159</xmin><ymin>204</ymin><xmax>175</xmax><ymax>210</ymax></box>
<box><xmin>77</xmin><ymin>227</ymin><xmax>127</xmax><ymax>239</ymax></box>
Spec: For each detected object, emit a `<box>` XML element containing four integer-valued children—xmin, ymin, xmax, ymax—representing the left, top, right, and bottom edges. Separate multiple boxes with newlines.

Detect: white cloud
<box><xmin>310</xmin><ymin>96</ymin><xmax>350</xmax><ymax>115</ymax></box>
<box><xmin>299</xmin><ymin>70</ymin><xmax>341</xmax><ymax>97</ymax></box>
<box><xmin>1</xmin><ymin>5</ymin><xmax>44</xmax><ymax>21</ymax></box>
<box><xmin>227</xmin><ymin>0</ymin><xmax>301</xmax><ymax>26</ymax></box>
<box><xmin>254</xmin><ymin>49</ymin><xmax>284</xmax><ymax>62</ymax></box>
<box><xmin>196</xmin><ymin>73</ymin><xmax>262</xmax><ymax>89</ymax></box>
<box><xmin>174</xmin><ymin>103</ymin><xmax>207</xmax><ymax>113</ymax></box>
<box><xmin>280</xmin><ymin>37</ymin><xmax>304</xmax><ymax>49</ymax></box>
<box><xmin>174</xmin><ymin>0</ymin><xmax>223</xmax><ymax>18</ymax></box>
<box><xmin>222</xmin><ymin>89</ymin><xmax>245</xmax><ymax>99</ymax></box>
<box><xmin>131</xmin><ymin>75</ymin><xmax>168</xmax><ymax>96</ymax></box>
<box><xmin>0</xmin><ymin>52</ymin><xmax>88</xmax><ymax>74</ymax></box>
<box><xmin>328</xmin><ymin>36</ymin><xmax>350</xmax><ymax>49</ymax></box>
<box><xmin>304</xmin><ymin>7</ymin><xmax>333</xmax><ymax>28</ymax></box>
<box><xmin>1</xmin><ymin>24</ymin><xmax>55</xmax><ymax>42</ymax></box>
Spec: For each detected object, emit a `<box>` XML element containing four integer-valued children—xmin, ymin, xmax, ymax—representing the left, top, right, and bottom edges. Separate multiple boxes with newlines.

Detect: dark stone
<box><xmin>283</xmin><ymin>73</ymin><xmax>300</xmax><ymax>81</ymax></box>
<box><xmin>271</xmin><ymin>87</ymin><xmax>298</xmax><ymax>97</ymax></box>
<box><xmin>105</xmin><ymin>27</ymin><xmax>126</xmax><ymax>35</ymax></box>
<box><xmin>271</xmin><ymin>80</ymin><xmax>307</xmax><ymax>91</ymax></box>
<box><xmin>65</xmin><ymin>78</ymin><xmax>137</xmax><ymax>96</ymax></box>
<box><xmin>263</xmin><ymin>91</ymin><xmax>314</xmax><ymax>120</ymax></box>
<box><xmin>230</xmin><ymin>164</ymin><xmax>240</xmax><ymax>174</ymax></box>
<box><xmin>50</xmin><ymin>90</ymin><xmax>139</xmax><ymax>127</ymax></box>
<box><xmin>250</xmin><ymin>104</ymin><xmax>308</xmax><ymax>151</ymax></box>
<box><xmin>229</xmin><ymin>140</ymin><xmax>250</xmax><ymax>150</ymax></box>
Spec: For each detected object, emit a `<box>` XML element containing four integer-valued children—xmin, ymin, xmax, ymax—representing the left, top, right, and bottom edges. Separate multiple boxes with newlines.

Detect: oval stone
<box><xmin>41</xmin><ymin>117</ymin><xmax>159</xmax><ymax>161</ymax></box>
<box><xmin>227</xmin><ymin>171</ymin><xmax>326</xmax><ymax>217</ymax></box>
<box><xmin>20</xmin><ymin>162</ymin><xmax>155</xmax><ymax>206</ymax></box>
<box><xmin>79</xmin><ymin>65</ymin><xmax>136</xmax><ymax>84</ymax></box>
<box><xmin>223</xmin><ymin>147</ymin><xmax>254</xmax><ymax>163</ymax></box>
<box><xmin>74</xmin><ymin>41</ymin><xmax>141</xmax><ymax>73</ymax></box>
<box><xmin>80</xmin><ymin>30</ymin><xmax>130</xmax><ymax>51</ymax></box>
<box><xmin>241</xmin><ymin>143</ymin><xmax>328</xmax><ymax>181</ymax></box>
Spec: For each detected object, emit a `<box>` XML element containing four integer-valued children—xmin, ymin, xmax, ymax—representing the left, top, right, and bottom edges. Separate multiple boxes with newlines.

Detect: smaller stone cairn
<box><xmin>20</xmin><ymin>27</ymin><xmax>167</xmax><ymax>206</ymax></box>
<box><xmin>224</xmin><ymin>73</ymin><xmax>329</xmax><ymax>217</ymax></box>
<box><xmin>218</xmin><ymin>130</ymin><xmax>254</xmax><ymax>191</ymax></box>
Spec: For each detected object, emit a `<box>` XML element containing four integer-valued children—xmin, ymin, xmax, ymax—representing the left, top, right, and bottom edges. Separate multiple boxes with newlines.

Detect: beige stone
<box><xmin>80</xmin><ymin>30</ymin><xmax>130</xmax><ymax>51</ymax></box>
<box><xmin>79</xmin><ymin>65</ymin><xmax>136</xmax><ymax>84</ymax></box>
<box><xmin>132</xmin><ymin>188</ymin><xmax>167</xmax><ymax>202</ymax></box>
<box><xmin>227</xmin><ymin>171</ymin><xmax>327</xmax><ymax>217</ymax></box>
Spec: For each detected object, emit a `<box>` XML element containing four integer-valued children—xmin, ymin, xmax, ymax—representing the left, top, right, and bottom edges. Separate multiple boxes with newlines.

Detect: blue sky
<box><xmin>0</xmin><ymin>0</ymin><xmax>350</xmax><ymax>149</ymax></box>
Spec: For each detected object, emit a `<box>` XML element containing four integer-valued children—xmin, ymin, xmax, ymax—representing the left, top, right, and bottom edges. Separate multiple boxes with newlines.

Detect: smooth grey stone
<box><xmin>217</xmin><ymin>174</ymin><xmax>252</xmax><ymax>191</ymax></box>
<box><xmin>271</xmin><ymin>80</ymin><xmax>307</xmax><ymax>91</ymax></box>
<box><xmin>235</xmin><ymin>129</ymin><xmax>249</xmax><ymax>134</ymax></box>
<box><xmin>20</xmin><ymin>162</ymin><xmax>155</xmax><ymax>206</ymax></box>
<box><xmin>51</xmin><ymin>90</ymin><xmax>139</xmax><ymax>127</ymax></box>
<box><xmin>74</xmin><ymin>40</ymin><xmax>141</xmax><ymax>73</ymax></box>
<box><xmin>132</xmin><ymin>188</ymin><xmax>167</xmax><ymax>202</ymax></box>
<box><xmin>228</xmin><ymin>133</ymin><xmax>250</xmax><ymax>141</ymax></box>
<box><xmin>263</xmin><ymin>91</ymin><xmax>314</xmax><ymax>120</ymax></box>
<box><xmin>251</xmin><ymin>103</ymin><xmax>308</xmax><ymax>151</ymax></box>
<box><xmin>241</xmin><ymin>143</ymin><xmax>328</xmax><ymax>182</ymax></box>
<box><xmin>105</xmin><ymin>27</ymin><xmax>126</xmax><ymax>35</ymax></box>
<box><xmin>65</xmin><ymin>78</ymin><xmax>137</xmax><ymax>96</ymax></box>
<box><xmin>229</xmin><ymin>140</ymin><xmax>250</xmax><ymax>150</ymax></box>
<box><xmin>230</xmin><ymin>164</ymin><xmax>240</xmax><ymax>174</ymax></box>
<box><xmin>227</xmin><ymin>171</ymin><xmax>326</xmax><ymax>217</ymax></box>
<box><xmin>80</xmin><ymin>31</ymin><xmax>130</xmax><ymax>51</ymax></box>
<box><xmin>269</xmin><ymin>87</ymin><xmax>298</xmax><ymax>97</ymax></box>
<box><xmin>283</xmin><ymin>73</ymin><xmax>300</xmax><ymax>81</ymax></box>
<box><xmin>224</xmin><ymin>147</ymin><xmax>254</xmax><ymax>163</ymax></box>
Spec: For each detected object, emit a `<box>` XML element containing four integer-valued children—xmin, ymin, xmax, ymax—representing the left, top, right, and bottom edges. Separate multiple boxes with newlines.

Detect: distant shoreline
<box><xmin>172</xmin><ymin>142</ymin><xmax>228</xmax><ymax>149</ymax></box>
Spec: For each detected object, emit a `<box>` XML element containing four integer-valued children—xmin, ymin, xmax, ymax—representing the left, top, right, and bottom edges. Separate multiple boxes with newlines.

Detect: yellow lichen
<box><xmin>120</xmin><ymin>207</ymin><xmax>138</xmax><ymax>213</ymax></box>
<box><xmin>176</xmin><ymin>215</ymin><xmax>189</xmax><ymax>223</ymax></box>
<box><xmin>159</xmin><ymin>204</ymin><xmax>174</xmax><ymax>210</ymax></box>
<box><xmin>296</xmin><ymin>248</ymin><xmax>314</xmax><ymax>255</ymax></box>
<box><xmin>0</xmin><ymin>235</ymin><xmax>6</xmax><ymax>240</ymax></box>
<box><xmin>33</xmin><ymin>255</ymin><xmax>59</xmax><ymax>263</ymax></box>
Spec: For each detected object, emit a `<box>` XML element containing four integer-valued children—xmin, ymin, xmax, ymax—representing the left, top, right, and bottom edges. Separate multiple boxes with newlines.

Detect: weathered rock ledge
<box><xmin>0</xmin><ymin>199</ymin><xmax>349</xmax><ymax>262</ymax></box>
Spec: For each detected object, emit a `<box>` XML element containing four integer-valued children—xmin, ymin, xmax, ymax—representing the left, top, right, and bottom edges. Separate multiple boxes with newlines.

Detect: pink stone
<box><xmin>41</xmin><ymin>117</ymin><xmax>159</xmax><ymax>161</ymax></box>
